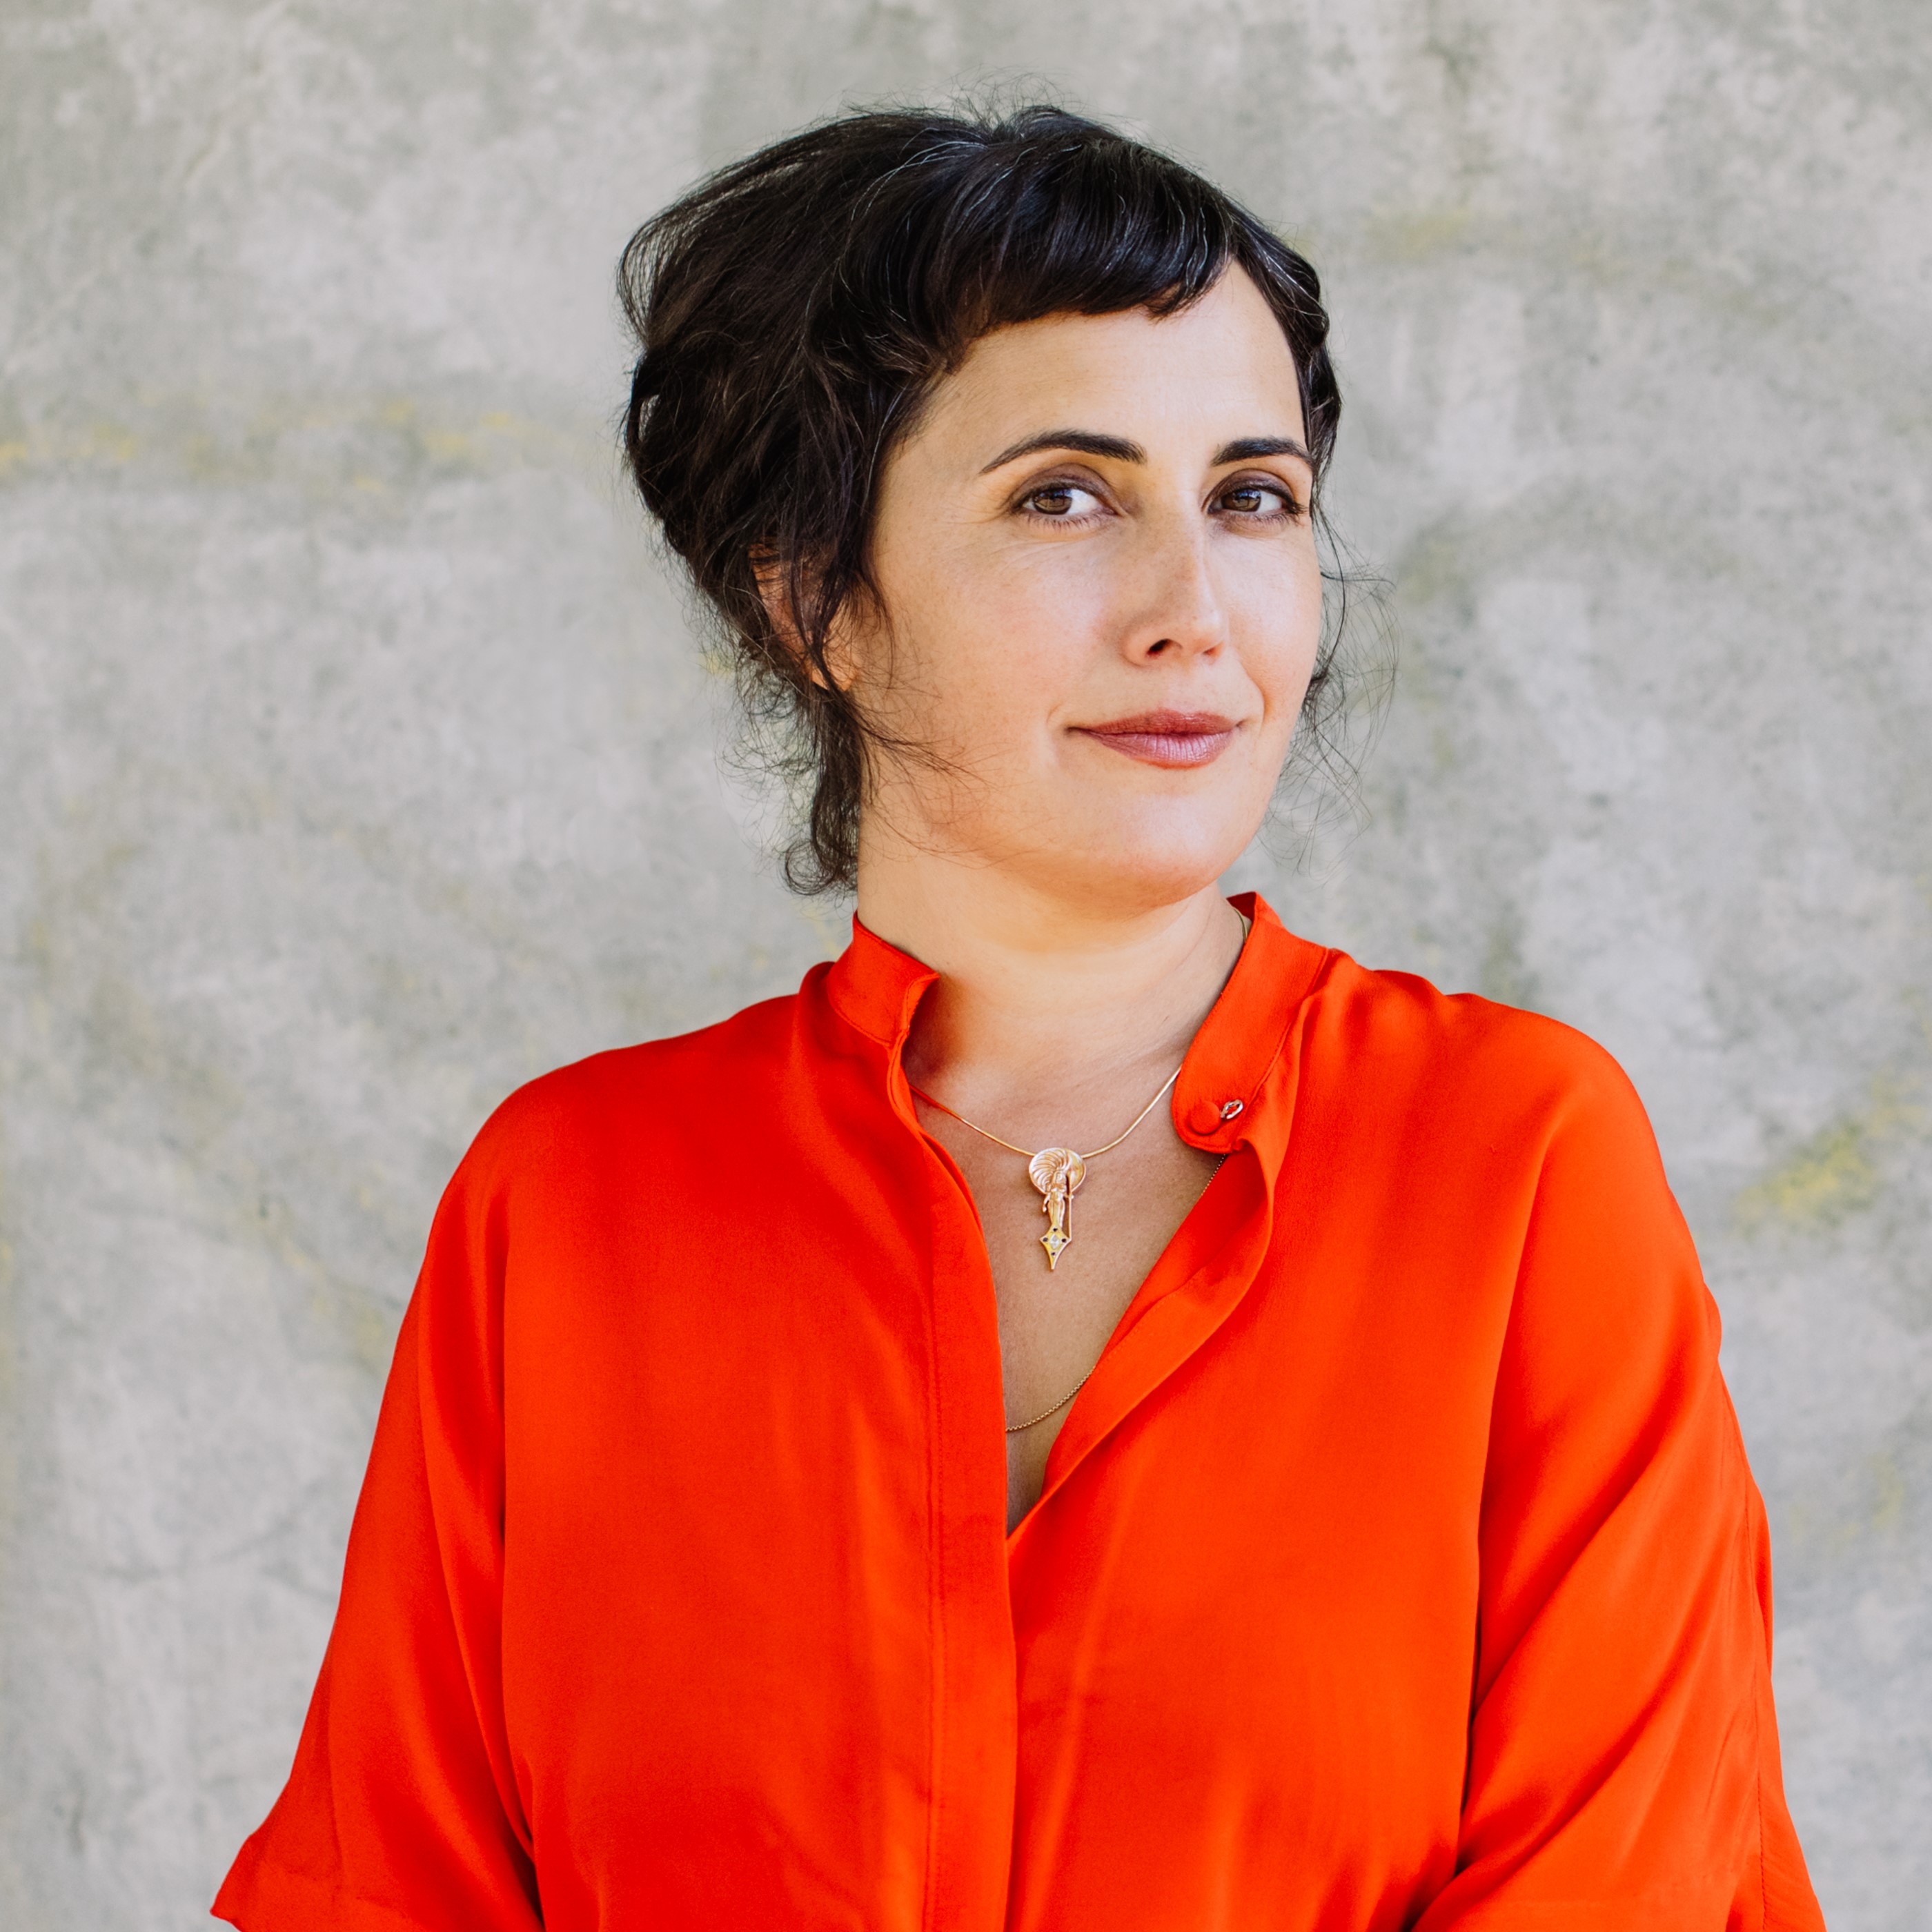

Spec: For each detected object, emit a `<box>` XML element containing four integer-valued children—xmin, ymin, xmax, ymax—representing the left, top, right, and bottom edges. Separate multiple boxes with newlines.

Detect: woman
<box><xmin>216</xmin><ymin>105</ymin><xmax>1824</xmax><ymax>1929</ymax></box>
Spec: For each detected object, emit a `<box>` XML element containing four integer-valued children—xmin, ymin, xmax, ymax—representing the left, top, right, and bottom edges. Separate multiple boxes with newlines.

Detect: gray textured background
<box><xmin>2</xmin><ymin>0</ymin><xmax>1928</xmax><ymax>1924</ymax></box>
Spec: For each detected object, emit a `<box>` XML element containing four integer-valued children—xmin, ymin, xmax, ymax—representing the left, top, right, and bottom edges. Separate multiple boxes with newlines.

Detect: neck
<box><xmin>857</xmin><ymin>848</ymin><xmax>1248</xmax><ymax>1127</ymax></box>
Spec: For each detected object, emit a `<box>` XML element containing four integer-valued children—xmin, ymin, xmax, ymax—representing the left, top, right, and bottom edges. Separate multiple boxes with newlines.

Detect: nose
<box><xmin>1116</xmin><ymin>509</ymin><xmax>1228</xmax><ymax>662</ymax></box>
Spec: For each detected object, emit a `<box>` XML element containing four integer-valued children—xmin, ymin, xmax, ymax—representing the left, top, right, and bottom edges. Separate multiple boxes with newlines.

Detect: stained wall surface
<box><xmin>2</xmin><ymin>1</ymin><xmax>1929</xmax><ymax>1924</ymax></box>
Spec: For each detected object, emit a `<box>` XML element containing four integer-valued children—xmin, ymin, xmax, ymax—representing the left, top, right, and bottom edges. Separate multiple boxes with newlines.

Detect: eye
<box><xmin>1018</xmin><ymin>480</ymin><xmax>1105</xmax><ymax>520</ymax></box>
<box><xmin>1214</xmin><ymin>475</ymin><xmax>1305</xmax><ymax>520</ymax></box>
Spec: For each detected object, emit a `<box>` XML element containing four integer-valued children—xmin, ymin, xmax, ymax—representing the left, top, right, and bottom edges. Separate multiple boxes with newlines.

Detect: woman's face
<box><xmin>840</xmin><ymin>266</ymin><xmax>1324</xmax><ymax>916</ymax></box>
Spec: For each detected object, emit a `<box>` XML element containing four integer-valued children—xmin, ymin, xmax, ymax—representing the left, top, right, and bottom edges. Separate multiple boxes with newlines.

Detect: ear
<box><xmin>753</xmin><ymin>549</ymin><xmax>861</xmax><ymax>695</ymax></box>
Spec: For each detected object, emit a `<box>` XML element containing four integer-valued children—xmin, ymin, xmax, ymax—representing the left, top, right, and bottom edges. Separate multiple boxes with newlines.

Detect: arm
<box><xmin>214</xmin><ymin>1138</ymin><xmax>542</xmax><ymax>1931</ymax></box>
<box><xmin>1417</xmin><ymin>1049</ymin><xmax>1822</xmax><ymax>1929</ymax></box>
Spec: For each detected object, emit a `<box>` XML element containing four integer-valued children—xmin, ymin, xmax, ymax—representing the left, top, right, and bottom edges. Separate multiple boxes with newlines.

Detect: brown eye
<box><xmin>1025</xmin><ymin>484</ymin><xmax>1078</xmax><ymax>515</ymax></box>
<box><xmin>1015</xmin><ymin>479</ymin><xmax>1107</xmax><ymax>522</ymax></box>
<box><xmin>1219</xmin><ymin>479</ymin><xmax>1299</xmax><ymax>518</ymax></box>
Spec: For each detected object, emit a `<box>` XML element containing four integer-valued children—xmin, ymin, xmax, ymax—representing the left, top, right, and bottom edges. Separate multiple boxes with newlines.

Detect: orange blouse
<box><xmin>215</xmin><ymin>895</ymin><xmax>1823</xmax><ymax>1930</ymax></box>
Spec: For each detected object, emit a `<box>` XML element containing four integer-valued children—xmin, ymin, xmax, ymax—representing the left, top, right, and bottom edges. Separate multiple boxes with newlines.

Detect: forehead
<box><xmin>922</xmin><ymin>268</ymin><xmax>1307</xmax><ymax>455</ymax></box>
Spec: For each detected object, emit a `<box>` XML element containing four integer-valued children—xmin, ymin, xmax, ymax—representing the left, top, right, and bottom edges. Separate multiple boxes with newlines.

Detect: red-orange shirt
<box><xmin>215</xmin><ymin>896</ymin><xmax>1824</xmax><ymax>1930</ymax></box>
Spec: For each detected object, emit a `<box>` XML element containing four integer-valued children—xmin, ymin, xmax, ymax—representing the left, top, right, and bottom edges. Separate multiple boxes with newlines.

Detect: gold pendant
<box><xmin>1027</xmin><ymin>1147</ymin><xmax>1087</xmax><ymax>1270</ymax></box>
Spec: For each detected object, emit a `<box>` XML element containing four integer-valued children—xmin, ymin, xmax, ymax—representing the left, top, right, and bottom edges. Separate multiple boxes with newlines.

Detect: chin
<box><xmin>1013</xmin><ymin>808</ymin><xmax>1257</xmax><ymax>914</ymax></box>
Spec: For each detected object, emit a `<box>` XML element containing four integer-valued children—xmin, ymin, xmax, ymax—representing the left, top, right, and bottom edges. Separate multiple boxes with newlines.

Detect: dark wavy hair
<box><xmin>620</xmin><ymin>102</ymin><xmax>1346</xmax><ymax>893</ymax></box>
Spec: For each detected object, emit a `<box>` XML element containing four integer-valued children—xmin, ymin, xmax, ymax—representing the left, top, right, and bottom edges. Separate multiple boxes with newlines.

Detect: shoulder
<box><xmin>1303</xmin><ymin>949</ymin><xmax>1658</xmax><ymax>1168</ymax></box>
<box><xmin>1297</xmin><ymin>954</ymin><xmax>1707</xmax><ymax>1372</ymax></box>
<box><xmin>453</xmin><ymin>983</ymin><xmax>816</xmax><ymax>1198</ymax></box>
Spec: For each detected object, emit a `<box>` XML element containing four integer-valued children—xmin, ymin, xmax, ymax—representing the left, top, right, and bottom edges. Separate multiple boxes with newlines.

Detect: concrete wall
<box><xmin>3</xmin><ymin>1</ymin><xmax>1927</xmax><ymax>1922</ymax></box>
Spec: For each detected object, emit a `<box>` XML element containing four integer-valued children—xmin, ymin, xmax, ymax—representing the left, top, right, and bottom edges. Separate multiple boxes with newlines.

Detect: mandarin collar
<box><xmin>824</xmin><ymin>893</ymin><xmax>1332</xmax><ymax>1156</ymax></box>
<box><xmin>822</xmin><ymin>918</ymin><xmax>940</xmax><ymax>1056</ymax></box>
<box><xmin>1170</xmin><ymin>894</ymin><xmax>1330</xmax><ymax>1153</ymax></box>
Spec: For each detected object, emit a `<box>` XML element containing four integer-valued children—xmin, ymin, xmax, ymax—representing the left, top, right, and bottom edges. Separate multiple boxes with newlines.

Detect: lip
<box><xmin>1072</xmin><ymin>709</ymin><xmax>1241</xmax><ymax>769</ymax></box>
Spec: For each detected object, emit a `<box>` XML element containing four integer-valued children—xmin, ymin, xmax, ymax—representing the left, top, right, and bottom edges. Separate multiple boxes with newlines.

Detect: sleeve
<box><xmin>1414</xmin><ymin>1043</ymin><xmax>1826</xmax><ymax>1931</ymax></box>
<box><xmin>213</xmin><ymin>1128</ymin><xmax>542</xmax><ymax>1931</ymax></box>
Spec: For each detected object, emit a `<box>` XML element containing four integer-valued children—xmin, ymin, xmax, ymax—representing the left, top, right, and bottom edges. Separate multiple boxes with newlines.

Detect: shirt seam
<box><xmin>921</xmin><ymin>1138</ymin><xmax>945</xmax><ymax>1932</ymax></box>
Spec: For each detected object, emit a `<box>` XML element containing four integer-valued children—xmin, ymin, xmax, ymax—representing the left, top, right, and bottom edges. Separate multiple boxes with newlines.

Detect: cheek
<box><xmin>1233</xmin><ymin>549</ymin><xmax>1325</xmax><ymax>722</ymax></box>
<box><xmin>851</xmin><ymin>620</ymin><xmax>1014</xmax><ymax>778</ymax></box>
<box><xmin>873</xmin><ymin>551</ymin><xmax>1097</xmax><ymax>741</ymax></box>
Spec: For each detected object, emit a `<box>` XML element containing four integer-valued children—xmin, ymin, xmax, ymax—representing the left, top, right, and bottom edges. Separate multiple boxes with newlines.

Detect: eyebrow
<box><xmin>1212</xmin><ymin>435</ymin><xmax>1314</xmax><ymax>469</ymax></box>
<box><xmin>979</xmin><ymin>428</ymin><xmax>1314</xmax><ymax>473</ymax></box>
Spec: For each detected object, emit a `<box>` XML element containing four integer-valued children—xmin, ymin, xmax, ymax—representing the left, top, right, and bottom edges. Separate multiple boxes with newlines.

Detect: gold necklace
<box><xmin>909</xmin><ymin>1063</ymin><xmax>1185</xmax><ymax>1435</ymax></box>
<box><xmin>909</xmin><ymin>1065</ymin><xmax>1183</xmax><ymax>1272</ymax></box>
<box><xmin>1002</xmin><ymin>1372</ymin><xmax>1098</xmax><ymax>1435</ymax></box>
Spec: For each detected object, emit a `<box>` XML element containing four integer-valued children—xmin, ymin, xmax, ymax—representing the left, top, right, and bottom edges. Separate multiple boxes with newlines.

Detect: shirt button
<box><xmin>1187</xmin><ymin>1101</ymin><xmax>1226</xmax><ymax>1136</ymax></box>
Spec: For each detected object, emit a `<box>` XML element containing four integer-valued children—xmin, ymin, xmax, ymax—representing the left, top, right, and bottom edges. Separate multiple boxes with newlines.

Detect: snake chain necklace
<box><xmin>909</xmin><ymin>1064</ymin><xmax>1184</xmax><ymax>1431</ymax></box>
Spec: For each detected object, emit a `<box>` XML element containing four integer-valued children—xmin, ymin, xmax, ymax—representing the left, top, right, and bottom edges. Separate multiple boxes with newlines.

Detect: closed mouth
<box><xmin>1072</xmin><ymin>710</ymin><xmax>1241</xmax><ymax>769</ymax></box>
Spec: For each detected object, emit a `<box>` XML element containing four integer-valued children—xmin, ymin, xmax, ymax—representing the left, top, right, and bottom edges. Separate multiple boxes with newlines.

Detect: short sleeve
<box><xmin>213</xmin><ymin>1134</ymin><xmax>542</xmax><ymax>1931</ymax></box>
<box><xmin>1415</xmin><ymin>1045</ymin><xmax>1824</xmax><ymax>1930</ymax></box>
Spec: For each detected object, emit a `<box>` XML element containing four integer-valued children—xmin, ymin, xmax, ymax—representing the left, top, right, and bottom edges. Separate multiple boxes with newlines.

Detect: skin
<box><xmin>804</xmin><ymin>267</ymin><xmax>1325</xmax><ymax>1528</ymax></box>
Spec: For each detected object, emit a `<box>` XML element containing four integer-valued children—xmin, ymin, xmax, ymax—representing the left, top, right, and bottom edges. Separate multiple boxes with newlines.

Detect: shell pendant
<box><xmin>1026</xmin><ymin>1147</ymin><xmax>1088</xmax><ymax>1270</ymax></box>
